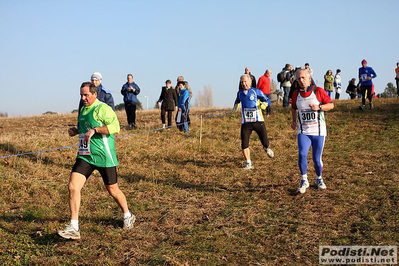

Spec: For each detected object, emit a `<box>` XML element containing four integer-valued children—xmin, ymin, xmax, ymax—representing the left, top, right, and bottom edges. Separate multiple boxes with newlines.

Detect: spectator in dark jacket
<box><xmin>121</xmin><ymin>74</ymin><xmax>140</xmax><ymax>129</ymax></box>
<box><xmin>239</xmin><ymin>67</ymin><xmax>256</xmax><ymax>90</ymax></box>
<box><xmin>346</xmin><ymin>78</ymin><xmax>358</xmax><ymax>99</ymax></box>
<box><xmin>157</xmin><ymin>80</ymin><xmax>178</xmax><ymax>129</ymax></box>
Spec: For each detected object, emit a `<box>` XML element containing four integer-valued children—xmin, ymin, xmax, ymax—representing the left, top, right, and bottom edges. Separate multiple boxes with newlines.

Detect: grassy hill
<box><xmin>0</xmin><ymin>98</ymin><xmax>398</xmax><ymax>265</ymax></box>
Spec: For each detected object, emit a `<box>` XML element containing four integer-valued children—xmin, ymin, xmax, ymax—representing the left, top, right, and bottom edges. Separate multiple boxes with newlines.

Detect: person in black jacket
<box><xmin>157</xmin><ymin>80</ymin><xmax>178</xmax><ymax>129</ymax></box>
<box><xmin>238</xmin><ymin>67</ymin><xmax>256</xmax><ymax>90</ymax></box>
<box><xmin>346</xmin><ymin>78</ymin><xmax>358</xmax><ymax>99</ymax></box>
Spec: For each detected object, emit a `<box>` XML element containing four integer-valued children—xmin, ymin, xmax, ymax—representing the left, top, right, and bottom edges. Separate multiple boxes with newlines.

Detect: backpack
<box><xmin>277</xmin><ymin>71</ymin><xmax>286</xmax><ymax>83</ymax></box>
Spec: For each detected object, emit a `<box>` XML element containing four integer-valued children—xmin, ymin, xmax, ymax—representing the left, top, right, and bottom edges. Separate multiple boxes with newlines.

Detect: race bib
<box><xmin>244</xmin><ymin>108</ymin><xmax>256</xmax><ymax>122</ymax></box>
<box><xmin>78</xmin><ymin>134</ymin><xmax>91</xmax><ymax>155</ymax></box>
<box><xmin>300</xmin><ymin>110</ymin><xmax>317</xmax><ymax>126</ymax></box>
<box><xmin>360</xmin><ymin>74</ymin><xmax>368</xmax><ymax>82</ymax></box>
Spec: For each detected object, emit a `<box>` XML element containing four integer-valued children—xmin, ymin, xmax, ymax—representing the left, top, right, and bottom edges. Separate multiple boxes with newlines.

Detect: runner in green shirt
<box><xmin>58</xmin><ymin>82</ymin><xmax>135</xmax><ymax>240</ymax></box>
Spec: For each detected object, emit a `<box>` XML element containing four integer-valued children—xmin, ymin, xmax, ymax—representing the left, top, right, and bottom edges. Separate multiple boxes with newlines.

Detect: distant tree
<box><xmin>194</xmin><ymin>85</ymin><xmax>213</xmax><ymax>107</ymax></box>
<box><xmin>270</xmin><ymin>79</ymin><xmax>277</xmax><ymax>93</ymax></box>
<box><xmin>71</xmin><ymin>109</ymin><xmax>78</xmax><ymax>113</ymax></box>
<box><xmin>43</xmin><ymin>111</ymin><xmax>57</xmax><ymax>115</ymax></box>
<box><xmin>380</xmin><ymin>82</ymin><xmax>397</xmax><ymax>98</ymax></box>
<box><xmin>0</xmin><ymin>112</ymin><xmax>8</xmax><ymax>117</ymax></box>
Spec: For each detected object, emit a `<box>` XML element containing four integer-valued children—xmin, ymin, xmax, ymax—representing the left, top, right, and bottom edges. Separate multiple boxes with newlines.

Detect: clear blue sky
<box><xmin>1</xmin><ymin>0</ymin><xmax>398</xmax><ymax>116</ymax></box>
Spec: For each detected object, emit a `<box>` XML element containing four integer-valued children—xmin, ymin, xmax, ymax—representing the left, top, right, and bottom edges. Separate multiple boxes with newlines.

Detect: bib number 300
<box><xmin>78</xmin><ymin>134</ymin><xmax>91</xmax><ymax>155</ymax></box>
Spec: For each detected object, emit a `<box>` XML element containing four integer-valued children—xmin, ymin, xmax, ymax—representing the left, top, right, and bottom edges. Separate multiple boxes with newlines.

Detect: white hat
<box><xmin>91</xmin><ymin>72</ymin><xmax>102</xmax><ymax>81</ymax></box>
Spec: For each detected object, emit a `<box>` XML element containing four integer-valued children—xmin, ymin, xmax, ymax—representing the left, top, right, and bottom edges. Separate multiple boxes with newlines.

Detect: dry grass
<box><xmin>0</xmin><ymin>99</ymin><xmax>398</xmax><ymax>265</ymax></box>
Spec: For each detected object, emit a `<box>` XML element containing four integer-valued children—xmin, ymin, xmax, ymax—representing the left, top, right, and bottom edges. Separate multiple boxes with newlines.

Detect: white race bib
<box><xmin>78</xmin><ymin>134</ymin><xmax>91</xmax><ymax>155</ymax></box>
<box><xmin>244</xmin><ymin>108</ymin><xmax>256</xmax><ymax>123</ymax></box>
<box><xmin>300</xmin><ymin>110</ymin><xmax>317</xmax><ymax>126</ymax></box>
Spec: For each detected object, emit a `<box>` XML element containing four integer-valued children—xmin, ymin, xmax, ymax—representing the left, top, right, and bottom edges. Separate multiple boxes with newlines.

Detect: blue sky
<box><xmin>0</xmin><ymin>0</ymin><xmax>398</xmax><ymax>116</ymax></box>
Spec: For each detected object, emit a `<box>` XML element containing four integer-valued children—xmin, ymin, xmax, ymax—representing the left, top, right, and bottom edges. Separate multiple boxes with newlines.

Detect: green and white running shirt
<box><xmin>77</xmin><ymin>99</ymin><xmax>120</xmax><ymax>167</ymax></box>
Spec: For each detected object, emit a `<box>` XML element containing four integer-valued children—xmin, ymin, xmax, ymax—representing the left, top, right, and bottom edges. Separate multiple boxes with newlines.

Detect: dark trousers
<box><xmin>241</xmin><ymin>122</ymin><xmax>269</xmax><ymax>149</ymax></box>
<box><xmin>265</xmin><ymin>94</ymin><xmax>271</xmax><ymax>115</ymax></box>
<box><xmin>125</xmin><ymin>103</ymin><xmax>137</xmax><ymax>125</ymax></box>
<box><xmin>396</xmin><ymin>79</ymin><xmax>399</xmax><ymax>96</ymax></box>
<box><xmin>283</xmin><ymin>86</ymin><xmax>290</xmax><ymax>107</ymax></box>
<box><xmin>161</xmin><ymin>109</ymin><xmax>174</xmax><ymax>127</ymax></box>
<box><xmin>177</xmin><ymin>109</ymin><xmax>190</xmax><ymax>133</ymax></box>
<box><xmin>361</xmin><ymin>85</ymin><xmax>373</xmax><ymax>105</ymax></box>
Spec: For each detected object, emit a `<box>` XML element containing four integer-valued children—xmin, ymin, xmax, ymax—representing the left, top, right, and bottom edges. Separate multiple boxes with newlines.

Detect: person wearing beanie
<box><xmin>76</xmin><ymin>72</ymin><xmax>115</xmax><ymax>130</ymax></box>
<box><xmin>358</xmin><ymin>60</ymin><xmax>377</xmax><ymax>110</ymax></box>
<box><xmin>78</xmin><ymin>72</ymin><xmax>115</xmax><ymax>113</ymax></box>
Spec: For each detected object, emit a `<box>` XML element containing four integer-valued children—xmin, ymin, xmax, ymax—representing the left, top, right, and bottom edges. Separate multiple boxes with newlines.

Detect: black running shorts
<box><xmin>72</xmin><ymin>158</ymin><xmax>118</xmax><ymax>185</ymax></box>
<box><xmin>241</xmin><ymin>121</ymin><xmax>269</xmax><ymax>150</ymax></box>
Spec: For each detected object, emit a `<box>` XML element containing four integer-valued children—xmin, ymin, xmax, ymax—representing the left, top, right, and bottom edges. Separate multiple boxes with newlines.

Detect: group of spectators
<box><xmin>79</xmin><ymin>72</ymin><xmax>192</xmax><ymax>133</ymax></box>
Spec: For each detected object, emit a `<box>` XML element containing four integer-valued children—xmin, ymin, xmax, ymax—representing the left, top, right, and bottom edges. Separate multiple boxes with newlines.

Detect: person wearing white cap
<box><xmin>77</xmin><ymin>72</ymin><xmax>115</xmax><ymax>116</ymax></box>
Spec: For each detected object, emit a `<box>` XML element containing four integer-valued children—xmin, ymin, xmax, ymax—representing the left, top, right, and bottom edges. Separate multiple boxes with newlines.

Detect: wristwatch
<box><xmin>319</xmin><ymin>103</ymin><xmax>323</xmax><ymax>110</ymax></box>
<box><xmin>92</xmin><ymin>127</ymin><xmax>97</xmax><ymax>133</ymax></box>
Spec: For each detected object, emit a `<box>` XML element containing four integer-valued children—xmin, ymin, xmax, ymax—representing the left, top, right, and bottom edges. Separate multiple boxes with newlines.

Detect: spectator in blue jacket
<box><xmin>359</xmin><ymin>59</ymin><xmax>377</xmax><ymax>110</ymax></box>
<box><xmin>176</xmin><ymin>81</ymin><xmax>190</xmax><ymax>133</ymax></box>
<box><xmin>121</xmin><ymin>74</ymin><xmax>141</xmax><ymax>129</ymax></box>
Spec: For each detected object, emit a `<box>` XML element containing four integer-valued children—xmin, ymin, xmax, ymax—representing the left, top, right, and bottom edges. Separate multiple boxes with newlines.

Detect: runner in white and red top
<box><xmin>291</xmin><ymin>69</ymin><xmax>334</xmax><ymax>194</ymax></box>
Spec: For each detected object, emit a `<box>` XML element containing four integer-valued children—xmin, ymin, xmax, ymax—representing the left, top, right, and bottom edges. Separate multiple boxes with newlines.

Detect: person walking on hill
<box><xmin>157</xmin><ymin>80</ymin><xmax>178</xmax><ymax>129</ymax></box>
<box><xmin>324</xmin><ymin>70</ymin><xmax>334</xmax><ymax>98</ymax></box>
<box><xmin>359</xmin><ymin>59</ymin><xmax>377</xmax><ymax>110</ymax></box>
<box><xmin>230</xmin><ymin>74</ymin><xmax>274</xmax><ymax>170</ymax></box>
<box><xmin>58</xmin><ymin>82</ymin><xmax>135</xmax><ymax>240</ymax></box>
<box><xmin>291</xmin><ymin>69</ymin><xmax>334</xmax><ymax>194</ymax></box>
<box><xmin>257</xmin><ymin>69</ymin><xmax>272</xmax><ymax>117</ymax></box>
<box><xmin>121</xmin><ymin>74</ymin><xmax>141</xmax><ymax>129</ymax></box>
<box><xmin>334</xmin><ymin>69</ymin><xmax>342</xmax><ymax>100</ymax></box>
<box><xmin>176</xmin><ymin>81</ymin><xmax>190</xmax><ymax>133</ymax></box>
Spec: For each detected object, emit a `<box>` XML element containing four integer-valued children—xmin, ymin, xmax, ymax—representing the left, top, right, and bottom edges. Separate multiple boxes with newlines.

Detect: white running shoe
<box><xmin>243</xmin><ymin>163</ymin><xmax>254</xmax><ymax>170</ymax></box>
<box><xmin>57</xmin><ymin>224</ymin><xmax>81</xmax><ymax>240</ymax></box>
<box><xmin>297</xmin><ymin>180</ymin><xmax>310</xmax><ymax>194</ymax></box>
<box><xmin>123</xmin><ymin>214</ymin><xmax>136</xmax><ymax>230</ymax></box>
<box><xmin>316</xmin><ymin>178</ymin><xmax>327</xmax><ymax>190</ymax></box>
<box><xmin>264</xmin><ymin>147</ymin><xmax>274</xmax><ymax>158</ymax></box>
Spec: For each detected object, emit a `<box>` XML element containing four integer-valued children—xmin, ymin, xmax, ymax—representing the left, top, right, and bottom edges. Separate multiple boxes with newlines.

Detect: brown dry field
<box><xmin>0</xmin><ymin>98</ymin><xmax>398</xmax><ymax>265</ymax></box>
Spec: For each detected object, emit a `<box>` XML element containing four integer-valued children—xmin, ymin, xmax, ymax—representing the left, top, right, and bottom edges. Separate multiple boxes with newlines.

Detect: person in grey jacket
<box><xmin>281</xmin><ymin>64</ymin><xmax>294</xmax><ymax>107</ymax></box>
<box><xmin>157</xmin><ymin>80</ymin><xmax>178</xmax><ymax>129</ymax></box>
<box><xmin>121</xmin><ymin>74</ymin><xmax>140</xmax><ymax>129</ymax></box>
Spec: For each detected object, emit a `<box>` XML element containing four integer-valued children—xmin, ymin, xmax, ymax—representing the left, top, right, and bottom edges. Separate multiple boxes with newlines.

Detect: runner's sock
<box><xmin>317</xmin><ymin>176</ymin><xmax>322</xmax><ymax>180</ymax></box>
<box><xmin>301</xmin><ymin>174</ymin><xmax>308</xmax><ymax>181</ymax></box>
<box><xmin>123</xmin><ymin>211</ymin><xmax>132</xmax><ymax>219</ymax></box>
<box><xmin>246</xmin><ymin>160</ymin><xmax>251</xmax><ymax>165</ymax></box>
<box><xmin>71</xmin><ymin>220</ymin><xmax>79</xmax><ymax>231</ymax></box>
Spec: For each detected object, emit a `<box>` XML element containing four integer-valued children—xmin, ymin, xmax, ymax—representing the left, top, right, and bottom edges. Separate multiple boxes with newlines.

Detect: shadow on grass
<box><xmin>120</xmin><ymin>172</ymin><xmax>288</xmax><ymax>194</ymax></box>
<box><xmin>0</xmin><ymin>211</ymin><xmax>124</xmax><ymax>246</ymax></box>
